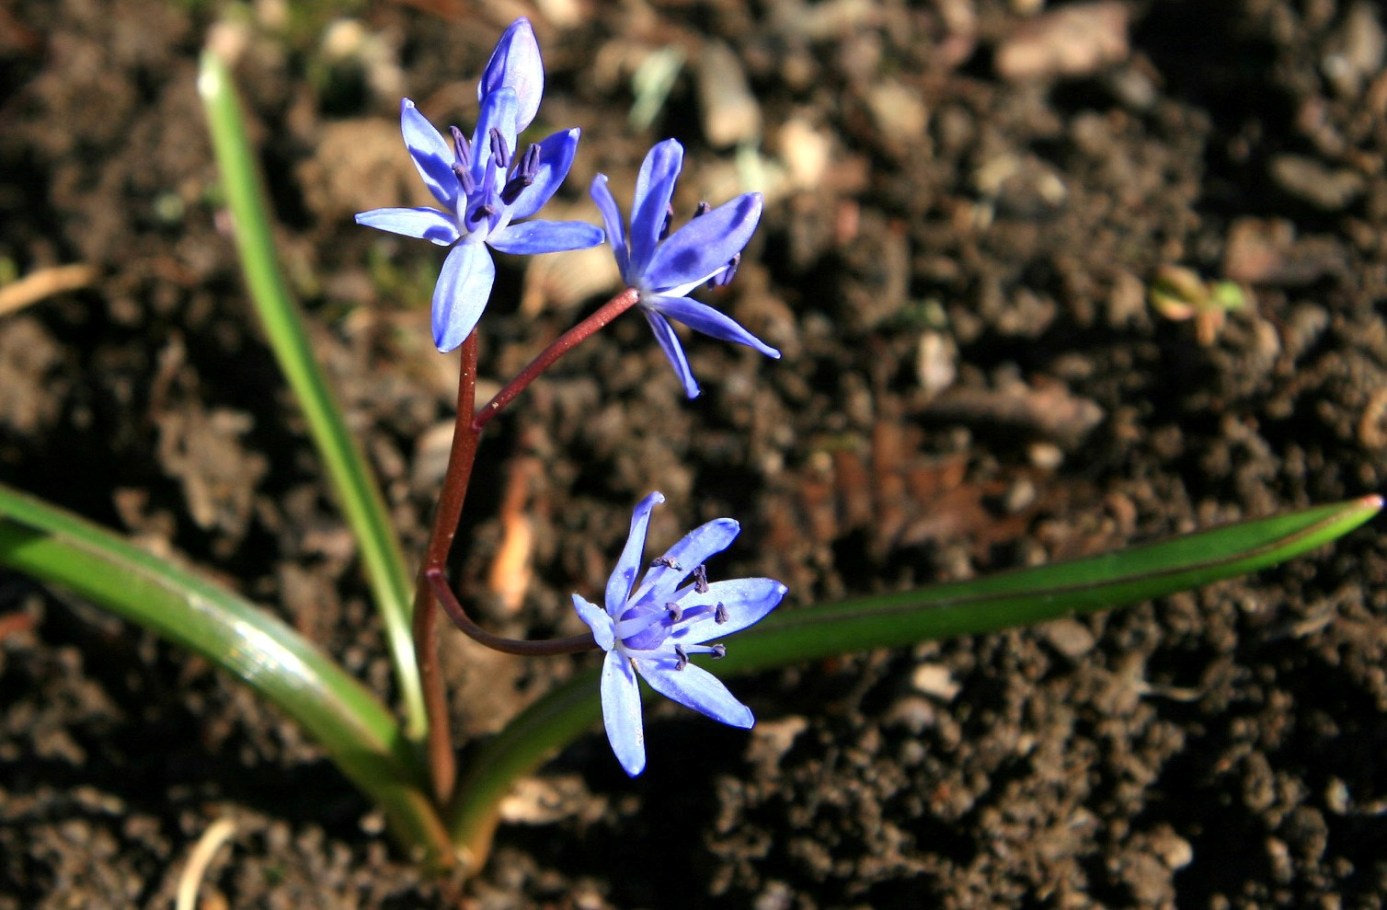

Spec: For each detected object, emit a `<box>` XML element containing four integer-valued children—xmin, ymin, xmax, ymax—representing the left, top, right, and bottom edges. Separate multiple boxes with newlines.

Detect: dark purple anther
<box><xmin>501</xmin><ymin>143</ymin><xmax>542</xmax><ymax>204</ymax></box>
<box><xmin>665</xmin><ymin>602</ymin><xmax>683</xmax><ymax>623</ymax></box>
<box><xmin>488</xmin><ymin>128</ymin><xmax>510</xmax><ymax>169</ymax></box>
<box><xmin>449</xmin><ymin>126</ymin><xmax>476</xmax><ymax>194</ymax></box>
<box><xmin>714</xmin><ymin>602</ymin><xmax>728</xmax><ymax>624</ymax></box>
<box><xmin>692</xmin><ymin>201</ymin><xmax>711</xmax><ymax>218</ymax></box>
<box><xmin>693</xmin><ymin>564</ymin><xmax>709</xmax><ymax>594</ymax></box>
<box><xmin>652</xmin><ymin>555</ymin><xmax>682</xmax><ymax>570</ymax></box>
<box><xmin>711</xmin><ymin>644</ymin><xmax>727</xmax><ymax>659</ymax></box>
<box><xmin>450</xmin><ymin>126</ymin><xmax>471</xmax><ymax>167</ymax></box>
<box><xmin>659</xmin><ymin>204</ymin><xmax>674</xmax><ymax>241</ymax></box>
<box><xmin>520</xmin><ymin>142</ymin><xmax>540</xmax><ymax>178</ymax></box>
<box><xmin>708</xmin><ymin>252</ymin><xmax>741</xmax><ymax>289</ymax></box>
<box><xmin>674</xmin><ymin>644</ymin><xmax>689</xmax><ymax>670</ymax></box>
<box><xmin>468</xmin><ymin>202</ymin><xmax>498</xmax><ymax>224</ymax></box>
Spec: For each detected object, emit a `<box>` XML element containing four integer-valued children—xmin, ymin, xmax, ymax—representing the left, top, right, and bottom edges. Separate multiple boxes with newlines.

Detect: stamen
<box><xmin>693</xmin><ymin>564</ymin><xmax>709</xmax><ymax>594</ymax></box>
<box><xmin>659</xmin><ymin>204</ymin><xmax>674</xmax><ymax>241</ymax></box>
<box><xmin>520</xmin><ymin>142</ymin><xmax>540</xmax><ymax>178</ymax></box>
<box><xmin>468</xmin><ymin>202</ymin><xmax>497</xmax><ymax>224</ymax></box>
<box><xmin>708</xmin><ymin>252</ymin><xmax>741</xmax><ymax>289</ymax></box>
<box><xmin>674</xmin><ymin>644</ymin><xmax>689</xmax><ymax>670</ymax></box>
<box><xmin>449</xmin><ymin>126</ymin><xmax>476</xmax><ymax>194</ymax></box>
<box><xmin>488</xmin><ymin>128</ymin><xmax>511</xmax><ymax>169</ymax></box>
<box><xmin>449</xmin><ymin>126</ymin><xmax>471</xmax><ymax>168</ymax></box>
<box><xmin>714</xmin><ymin>602</ymin><xmax>729</xmax><ymax>624</ymax></box>
<box><xmin>500</xmin><ymin>143</ymin><xmax>542</xmax><ymax>205</ymax></box>
<box><xmin>665</xmin><ymin>602</ymin><xmax>683</xmax><ymax>623</ymax></box>
<box><xmin>652</xmin><ymin>555</ymin><xmax>682</xmax><ymax>570</ymax></box>
<box><xmin>692</xmin><ymin>201</ymin><xmax>711</xmax><ymax>218</ymax></box>
<box><xmin>711</xmin><ymin>644</ymin><xmax>727</xmax><ymax>659</ymax></box>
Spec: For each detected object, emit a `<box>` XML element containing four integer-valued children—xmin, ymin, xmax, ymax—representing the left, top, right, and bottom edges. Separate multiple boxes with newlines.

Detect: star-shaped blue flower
<box><xmin>590</xmin><ymin>139</ymin><xmax>780</xmax><ymax>398</ymax></box>
<box><xmin>572</xmin><ymin>492</ymin><xmax>787</xmax><ymax>777</ymax></box>
<box><xmin>356</xmin><ymin>20</ymin><xmax>603</xmax><ymax>352</ymax></box>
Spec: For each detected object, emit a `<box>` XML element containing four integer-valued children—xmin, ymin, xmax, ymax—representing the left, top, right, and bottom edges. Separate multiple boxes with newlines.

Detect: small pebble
<box><xmin>996</xmin><ymin>1</ymin><xmax>1130</xmax><ymax>81</ymax></box>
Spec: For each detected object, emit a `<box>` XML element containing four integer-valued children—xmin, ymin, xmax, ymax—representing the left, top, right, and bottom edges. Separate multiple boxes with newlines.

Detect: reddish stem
<box><xmin>413</xmin><ymin>331</ymin><xmax>479</xmax><ymax>804</ymax></box>
<box><xmin>412</xmin><ymin>288</ymin><xmax>643</xmax><ymax>800</ymax></box>
<box><xmin>473</xmin><ymin>287</ymin><xmax>640</xmax><ymax>433</ymax></box>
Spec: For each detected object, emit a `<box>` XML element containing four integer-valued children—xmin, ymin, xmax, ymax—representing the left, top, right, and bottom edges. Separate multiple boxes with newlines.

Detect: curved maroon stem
<box><xmin>426</xmin><ymin>569</ymin><xmax>596</xmax><ymax>656</ymax></box>
<box><xmin>412</xmin><ymin>289</ymin><xmax>642</xmax><ymax>800</ymax></box>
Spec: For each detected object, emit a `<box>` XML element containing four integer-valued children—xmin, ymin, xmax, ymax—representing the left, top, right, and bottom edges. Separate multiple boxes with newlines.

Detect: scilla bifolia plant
<box><xmin>0</xmin><ymin>18</ymin><xmax>1378</xmax><ymax>874</ymax></box>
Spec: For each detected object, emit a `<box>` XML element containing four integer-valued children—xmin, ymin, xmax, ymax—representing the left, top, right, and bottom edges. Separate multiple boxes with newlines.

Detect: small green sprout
<box><xmin>1149</xmin><ymin>264</ymin><xmax>1251</xmax><ymax>345</ymax></box>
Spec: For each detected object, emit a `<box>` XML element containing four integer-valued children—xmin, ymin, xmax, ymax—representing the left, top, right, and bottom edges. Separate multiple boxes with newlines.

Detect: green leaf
<box><xmin>445</xmin><ymin>495</ymin><xmax>1382</xmax><ymax>861</ymax></box>
<box><xmin>197</xmin><ymin>50</ymin><xmax>425</xmax><ymax>739</ymax></box>
<box><xmin>0</xmin><ymin>484</ymin><xmax>453</xmax><ymax>866</ymax></box>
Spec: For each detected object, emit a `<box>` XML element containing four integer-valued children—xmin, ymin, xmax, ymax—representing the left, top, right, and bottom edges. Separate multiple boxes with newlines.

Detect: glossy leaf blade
<box><xmin>722</xmin><ymin>494</ymin><xmax>1384</xmax><ymax>672</ymax></box>
<box><xmin>0</xmin><ymin>484</ymin><xmax>452</xmax><ymax>865</ymax></box>
<box><xmin>197</xmin><ymin>50</ymin><xmax>425</xmax><ymax>739</ymax></box>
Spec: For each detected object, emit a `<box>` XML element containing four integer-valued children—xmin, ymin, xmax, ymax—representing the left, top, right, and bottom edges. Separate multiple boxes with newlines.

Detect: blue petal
<box><xmin>633</xmin><ymin>517</ymin><xmax>739</xmax><ymax>606</ymax></box>
<box><xmin>432</xmin><ymin>242</ymin><xmax>496</xmax><ymax>352</ymax></box>
<box><xmin>506</xmin><ymin>129</ymin><xmax>581</xmax><ymax>221</ymax></box>
<box><xmin>471</xmin><ymin>88</ymin><xmax>519</xmax><ymax>189</ymax></box>
<box><xmin>643</xmin><ymin>310</ymin><xmax>701</xmax><ymax>399</ymax></box>
<box><xmin>355</xmin><ymin>207</ymin><xmax>460</xmax><ymax>246</ymax></box>
<box><xmin>572</xmin><ymin>594</ymin><xmax>615</xmax><ymax>650</ymax></box>
<box><xmin>675</xmin><ymin>578</ymin><xmax>787</xmax><ymax>642</ymax></box>
<box><xmin>637</xmin><ymin>658</ymin><xmax>753</xmax><ymax>729</ymax></box>
<box><xmin>606</xmin><ymin>492</ymin><xmax>664</xmax><ymax>616</ymax></box>
<box><xmin>645</xmin><ymin>193</ymin><xmax>762</xmax><ymax>295</ymax></box>
<box><xmin>628</xmin><ymin>139</ymin><xmax>684</xmax><ymax>278</ymax></box>
<box><xmin>488</xmin><ymin>220</ymin><xmax>604</xmax><ymax>255</ymax></box>
<box><xmin>648</xmin><ymin>295</ymin><xmax>780</xmax><ymax>358</ymax></box>
<box><xmin>601</xmin><ymin>650</ymin><xmax>647</xmax><ymax>776</ymax></box>
<box><xmin>589</xmin><ymin>174</ymin><xmax>630</xmax><ymax>279</ymax></box>
<box><xmin>478</xmin><ymin>18</ymin><xmax>544</xmax><ymax>132</ymax></box>
<box><xmin>401</xmin><ymin>99</ymin><xmax>459</xmax><ymax>209</ymax></box>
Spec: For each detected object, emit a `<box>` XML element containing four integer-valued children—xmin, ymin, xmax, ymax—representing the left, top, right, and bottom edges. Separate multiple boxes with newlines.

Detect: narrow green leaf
<box><xmin>0</xmin><ymin>484</ymin><xmax>453</xmax><ymax>866</ymax></box>
<box><xmin>197</xmin><ymin>50</ymin><xmax>425</xmax><ymax>739</ymax></box>
<box><xmin>446</xmin><ymin>495</ymin><xmax>1382</xmax><ymax>860</ymax></box>
<box><xmin>722</xmin><ymin>494</ymin><xmax>1384</xmax><ymax>672</ymax></box>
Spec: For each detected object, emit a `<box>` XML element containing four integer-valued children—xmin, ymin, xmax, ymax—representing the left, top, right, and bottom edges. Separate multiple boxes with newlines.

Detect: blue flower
<box><xmin>356</xmin><ymin>21</ymin><xmax>603</xmax><ymax>352</ymax></box>
<box><xmin>589</xmin><ymin>139</ymin><xmax>780</xmax><ymax>398</ymax></box>
<box><xmin>572</xmin><ymin>492</ymin><xmax>787</xmax><ymax>777</ymax></box>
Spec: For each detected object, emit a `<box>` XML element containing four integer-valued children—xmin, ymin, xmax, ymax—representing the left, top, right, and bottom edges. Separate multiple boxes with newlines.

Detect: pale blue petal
<box><xmin>601</xmin><ymin>650</ymin><xmax>647</xmax><ymax>776</ymax></box>
<box><xmin>606</xmin><ymin>492</ymin><xmax>664</xmax><ymax>616</ymax></box>
<box><xmin>629</xmin><ymin>139</ymin><xmax>684</xmax><ymax>277</ymax></box>
<box><xmin>471</xmin><ymin>88</ymin><xmax>519</xmax><ymax>188</ymax></box>
<box><xmin>354</xmin><ymin>207</ymin><xmax>460</xmax><ymax>246</ymax></box>
<box><xmin>506</xmin><ymin>129</ymin><xmax>580</xmax><ymax>221</ymax></box>
<box><xmin>633</xmin><ymin>517</ymin><xmax>739</xmax><ymax>605</ymax></box>
<box><xmin>643</xmin><ymin>310</ymin><xmax>701</xmax><ymax>399</ymax></box>
<box><xmin>589</xmin><ymin>174</ymin><xmax>630</xmax><ymax>279</ymax></box>
<box><xmin>432</xmin><ymin>242</ymin><xmax>496</xmax><ymax>352</ymax></box>
<box><xmin>572</xmin><ymin>594</ymin><xmax>615</xmax><ymax>651</ymax></box>
<box><xmin>648</xmin><ymin>295</ymin><xmax>780</xmax><ymax>358</ymax></box>
<box><xmin>401</xmin><ymin>99</ymin><xmax>459</xmax><ymax>208</ymax></box>
<box><xmin>674</xmin><ymin>578</ymin><xmax>787</xmax><ymax>642</ymax></box>
<box><xmin>637</xmin><ymin>658</ymin><xmax>753</xmax><ymax>729</ymax></box>
<box><xmin>478</xmin><ymin>18</ymin><xmax>544</xmax><ymax>132</ymax></box>
<box><xmin>488</xmin><ymin>220</ymin><xmax>604</xmax><ymax>255</ymax></box>
<box><xmin>645</xmin><ymin>193</ymin><xmax>762</xmax><ymax>294</ymax></box>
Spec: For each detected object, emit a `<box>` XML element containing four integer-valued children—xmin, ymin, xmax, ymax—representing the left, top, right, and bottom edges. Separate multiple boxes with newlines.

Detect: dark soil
<box><xmin>3</xmin><ymin>0</ymin><xmax>1386</xmax><ymax>907</ymax></box>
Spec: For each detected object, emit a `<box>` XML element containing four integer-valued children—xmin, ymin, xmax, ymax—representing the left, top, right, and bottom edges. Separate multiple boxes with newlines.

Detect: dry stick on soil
<box><xmin>174</xmin><ymin>817</ymin><xmax>237</xmax><ymax>910</ymax></box>
<box><xmin>0</xmin><ymin>263</ymin><xmax>99</xmax><ymax>316</ymax></box>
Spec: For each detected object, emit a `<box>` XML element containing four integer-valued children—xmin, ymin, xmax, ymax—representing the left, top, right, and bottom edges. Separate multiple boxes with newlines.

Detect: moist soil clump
<box><xmin>2</xmin><ymin>1</ymin><xmax>1385</xmax><ymax>907</ymax></box>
